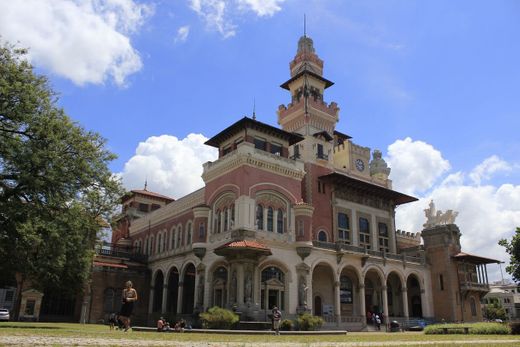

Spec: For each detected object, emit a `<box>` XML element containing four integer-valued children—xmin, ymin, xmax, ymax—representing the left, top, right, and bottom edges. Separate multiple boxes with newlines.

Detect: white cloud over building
<box><xmin>0</xmin><ymin>0</ymin><xmax>153</xmax><ymax>86</ymax></box>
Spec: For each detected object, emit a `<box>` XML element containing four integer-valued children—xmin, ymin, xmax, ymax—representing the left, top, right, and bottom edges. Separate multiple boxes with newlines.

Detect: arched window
<box><xmin>199</xmin><ymin>222</ymin><xmax>205</xmax><ymax>239</ymax></box>
<box><xmin>157</xmin><ymin>234</ymin><xmax>162</xmax><ymax>253</ymax></box>
<box><xmin>177</xmin><ymin>226</ymin><xmax>182</xmax><ymax>248</ymax></box>
<box><xmin>224</xmin><ymin>207</ymin><xmax>228</xmax><ymax>231</ymax></box>
<box><xmin>186</xmin><ymin>223</ymin><xmax>192</xmax><ymax>245</ymax></box>
<box><xmin>256</xmin><ymin>205</ymin><xmax>264</xmax><ymax>230</ymax></box>
<box><xmin>163</xmin><ymin>232</ymin><xmax>168</xmax><ymax>252</ymax></box>
<box><xmin>297</xmin><ymin>220</ymin><xmax>305</xmax><ymax>236</ymax></box>
<box><xmin>170</xmin><ymin>230</ymin><xmax>174</xmax><ymax>249</ymax></box>
<box><xmin>213</xmin><ymin>210</ymin><xmax>219</xmax><ymax>234</ymax></box>
<box><xmin>217</xmin><ymin>210</ymin><xmax>222</xmax><ymax>234</ymax></box>
<box><xmin>318</xmin><ymin>230</ymin><xmax>327</xmax><ymax>242</ymax></box>
<box><xmin>470</xmin><ymin>297</ymin><xmax>477</xmax><ymax>316</ymax></box>
<box><xmin>230</xmin><ymin>204</ymin><xmax>235</xmax><ymax>228</ymax></box>
<box><xmin>149</xmin><ymin>235</ymin><xmax>154</xmax><ymax>254</ymax></box>
<box><xmin>267</xmin><ymin>207</ymin><xmax>274</xmax><ymax>232</ymax></box>
<box><xmin>359</xmin><ymin>217</ymin><xmax>370</xmax><ymax>249</ymax></box>
<box><xmin>144</xmin><ymin>237</ymin><xmax>148</xmax><ymax>255</ymax></box>
<box><xmin>338</xmin><ymin>213</ymin><xmax>350</xmax><ymax>244</ymax></box>
<box><xmin>277</xmin><ymin>209</ymin><xmax>284</xmax><ymax>233</ymax></box>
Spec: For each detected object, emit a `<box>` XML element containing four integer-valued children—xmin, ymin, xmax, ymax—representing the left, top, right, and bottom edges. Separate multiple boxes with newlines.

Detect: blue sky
<box><xmin>1</xmin><ymin>0</ymin><xmax>519</xmax><ymax>281</ymax></box>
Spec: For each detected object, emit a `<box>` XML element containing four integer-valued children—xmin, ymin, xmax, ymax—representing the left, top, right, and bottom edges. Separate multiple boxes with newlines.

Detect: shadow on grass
<box><xmin>0</xmin><ymin>325</ymin><xmax>63</xmax><ymax>330</ymax></box>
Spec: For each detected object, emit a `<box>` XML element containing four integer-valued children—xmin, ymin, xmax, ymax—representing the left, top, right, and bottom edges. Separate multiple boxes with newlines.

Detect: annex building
<box><xmin>85</xmin><ymin>35</ymin><xmax>500</xmax><ymax>330</ymax></box>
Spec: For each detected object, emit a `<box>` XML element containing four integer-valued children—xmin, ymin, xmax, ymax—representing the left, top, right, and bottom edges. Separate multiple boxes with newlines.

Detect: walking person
<box><xmin>119</xmin><ymin>281</ymin><xmax>138</xmax><ymax>332</ymax></box>
<box><xmin>272</xmin><ymin>306</ymin><xmax>282</xmax><ymax>335</ymax></box>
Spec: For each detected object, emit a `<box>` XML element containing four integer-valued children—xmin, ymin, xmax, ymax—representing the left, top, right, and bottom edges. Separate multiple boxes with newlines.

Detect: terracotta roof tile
<box><xmin>217</xmin><ymin>240</ymin><xmax>269</xmax><ymax>250</ymax></box>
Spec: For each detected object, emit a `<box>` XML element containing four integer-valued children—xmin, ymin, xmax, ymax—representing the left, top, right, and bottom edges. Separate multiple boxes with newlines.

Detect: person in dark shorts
<box><xmin>119</xmin><ymin>281</ymin><xmax>138</xmax><ymax>331</ymax></box>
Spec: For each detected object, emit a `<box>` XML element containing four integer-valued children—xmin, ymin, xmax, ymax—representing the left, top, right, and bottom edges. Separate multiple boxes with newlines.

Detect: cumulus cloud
<box><xmin>0</xmin><ymin>0</ymin><xmax>153</xmax><ymax>86</ymax></box>
<box><xmin>175</xmin><ymin>25</ymin><xmax>190</xmax><ymax>43</ymax></box>
<box><xmin>188</xmin><ymin>0</ymin><xmax>285</xmax><ymax>38</ymax></box>
<box><xmin>469</xmin><ymin>155</ymin><xmax>512</xmax><ymax>185</ymax></box>
<box><xmin>386</xmin><ymin>137</ymin><xmax>450</xmax><ymax>195</ymax></box>
<box><xmin>237</xmin><ymin>0</ymin><xmax>285</xmax><ymax>16</ymax></box>
<box><xmin>388</xmin><ymin>139</ymin><xmax>520</xmax><ymax>282</ymax></box>
<box><xmin>120</xmin><ymin>133</ymin><xmax>218</xmax><ymax>198</ymax></box>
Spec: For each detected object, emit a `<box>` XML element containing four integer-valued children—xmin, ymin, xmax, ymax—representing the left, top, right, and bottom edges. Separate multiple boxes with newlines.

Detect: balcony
<box><xmin>459</xmin><ymin>282</ymin><xmax>490</xmax><ymax>293</ymax></box>
<box><xmin>312</xmin><ymin>240</ymin><xmax>423</xmax><ymax>264</ymax></box>
<box><xmin>95</xmin><ymin>242</ymin><xmax>148</xmax><ymax>263</ymax></box>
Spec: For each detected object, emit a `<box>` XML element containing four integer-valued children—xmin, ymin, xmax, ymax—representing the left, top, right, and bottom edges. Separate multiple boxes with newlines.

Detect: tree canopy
<box><xmin>0</xmin><ymin>43</ymin><xmax>124</xmax><ymax>314</ymax></box>
<box><xmin>499</xmin><ymin>227</ymin><xmax>520</xmax><ymax>284</ymax></box>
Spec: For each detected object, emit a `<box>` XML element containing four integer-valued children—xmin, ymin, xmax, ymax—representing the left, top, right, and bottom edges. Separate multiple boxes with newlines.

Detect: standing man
<box><xmin>272</xmin><ymin>306</ymin><xmax>282</xmax><ymax>335</ymax></box>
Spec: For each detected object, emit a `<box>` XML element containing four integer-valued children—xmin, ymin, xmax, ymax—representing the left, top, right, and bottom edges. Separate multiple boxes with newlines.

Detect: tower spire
<box><xmin>144</xmin><ymin>177</ymin><xmax>148</xmax><ymax>191</ymax></box>
<box><xmin>304</xmin><ymin>13</ymin><xmax>306</xmax><ymax>38</ymax></box>
<box><xmin>252</xmin><ymin>97</ymin><xmax>256</xmax><ymax>120</ymax></box>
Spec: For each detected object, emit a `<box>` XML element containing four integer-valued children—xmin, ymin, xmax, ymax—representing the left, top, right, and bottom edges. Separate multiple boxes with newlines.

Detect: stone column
<box><xmin>177</xmin><ymin>282</ymin><xmax>184</xmax><ymax>314</ymax></box>
<box><xmin>161</xmin><ymin>284</ymin><xmax>168</xmax><ymax>313</ymax></box>
<box><xmin>420</xmin><ymin>288</ymin><xmax>427</xmax><ymax>318</ymax></box>
<box><xmin>359</xmin><ymin>283</ymin><xmax>366</xmax><ymax>320</ymax></box>
<box><xmin>382</xmin><ymin>285</ymin><xmax>389</xmax><ymax>326</ymax></box>
<box><xmin>237</xmin><ymin>264</ymin><xmax>245</xmax><ymax>306</ymax></box>
<box><xmin>402</xmin><ymin>286</ymin><xmax>409</xmax><ymax>318</ymax></box>
<box><xmin>334</xmin><ymin>281</ymin><xmax>341</xmax><ymax>326</ymax></box>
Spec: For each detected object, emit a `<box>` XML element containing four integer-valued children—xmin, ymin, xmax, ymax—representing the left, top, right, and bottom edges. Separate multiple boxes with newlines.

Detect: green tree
<box><xmin>483</xmin><ymin>298</ymin><xmax>507</xmax><ymax>321</ymax></box>
<box><xmin>499</xmin><ymin>227</ymin><xmax>520</xmax><ymax>283</ymax></box>
<box><xmin>0</xmin><ymin>43</ymin><xmax>124</xmax><ymax>319</ymax></box>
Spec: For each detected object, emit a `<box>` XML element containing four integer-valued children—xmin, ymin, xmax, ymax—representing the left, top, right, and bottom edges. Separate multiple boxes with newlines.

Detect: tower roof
<box><xmin>205</xmin><ymin>116</ymin><xmax>304</xmax><ymax>148</ymax></box>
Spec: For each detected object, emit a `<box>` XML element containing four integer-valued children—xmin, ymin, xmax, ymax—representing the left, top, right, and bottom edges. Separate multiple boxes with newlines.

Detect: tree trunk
<box><xmin>13</xmin><ymin>272</ymin><xmax>24</xmax><ymax>321</ymax></box>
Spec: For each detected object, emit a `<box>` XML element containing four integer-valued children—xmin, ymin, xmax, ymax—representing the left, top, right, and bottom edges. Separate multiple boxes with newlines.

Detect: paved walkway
<box><xmin>1</xmin><ymin>336</ymin><xmax>520</xmax><ymax>346</ymax></box>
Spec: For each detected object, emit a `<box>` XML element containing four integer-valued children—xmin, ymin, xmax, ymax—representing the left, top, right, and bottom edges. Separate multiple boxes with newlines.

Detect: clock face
<box><xmin>355</xmin><ymin>159</ymin><xmax>365</xmax><ymax>172</ymax></box>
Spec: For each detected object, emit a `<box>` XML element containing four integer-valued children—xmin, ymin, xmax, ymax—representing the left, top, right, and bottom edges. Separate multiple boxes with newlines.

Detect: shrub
<box><xmin>199</xmin><ymin>306</ymin><xmax>239</xmax><ymax>329</ymax></box>
<box><xmin>296</xmin><ymin>313</ymin><xmax>323</xmax><ymax>331</ymax></box>
<box><xmin>509</xmin><ymin>322</ymin><xmax>520</xmax><ymax>335</ymax></box>
<box><xmin>424</xmin><ymin>322</ymin><xmax>510</xmax><ymax>335</ymax></box>
<box><xmin>280</xmin><ymin>319</ymin><xmax>293</xmax><ymax>331</ymax></box>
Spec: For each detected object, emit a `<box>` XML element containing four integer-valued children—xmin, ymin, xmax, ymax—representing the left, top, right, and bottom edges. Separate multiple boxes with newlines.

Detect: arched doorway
<box><xmin>153</xmin><ymin>270</ymin><xmax>164</xmax><ymax>312</ymax></box>
<box><xmin>314</xmin><ymin>296</ymin><xmax>322</xmax><ymax>316</ymax></box>
<box><xmin>386</xmin><ymin>272</ymin><xmax>404</xmax><ymax>317</ymax></box>
<box><xmin>261</xmin><ymin>266</ymin><xmax>286</xmax><ymax>311</ymax></box>
<box><xmin>364</xmin><ymin>269</ymin><xmax>383</xmax><ymax>316</ymax></box>
<box><xmin>212</xmin><ymin>266</ymin><xmax>228</xmax><ymax>308</ymax></box>
<box><xmin>339</xmin><ymin>266</ymin><xmax>360</xmax><ymax>317</ymax></box>
<box><xmin>166</xmin><ymin>267</ymin><xmax>179</xmax><ymax>313</ymax></box>
<box><xmin>312</xmin><ymin>263</ymin><xmax>335</xmax><ymax>318</ymax></box>
<box><xmin>182</xmin><ymin>263</ymin><xmax>196</xmax><ymax>314</ymax></box>
<box><xmin>407</xmin><ymin>274</ymin><xmax>423</xmax><ymax>317</ymax></box>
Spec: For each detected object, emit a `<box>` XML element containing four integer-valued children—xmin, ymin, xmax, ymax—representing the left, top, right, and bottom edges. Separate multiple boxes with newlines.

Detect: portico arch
<box><xmin>166</xmin><ymin>266</ymin><xmax>179</xmax><ymax>313</ymax></box>
<box><xmin>407</xmin><ymin>273</ymin><xmax>423</xmax><ymax>317</ymax></box>
<box><xmin>386</xmin><ymin>271</ymin><xmax>405</xmax><ymax>317</ymax></box>
<box><xmin>152</xmin><ymin>270</ymin><xmax>164</xmax><ymax>312</ymax></box>
<box><xmin>312</xmin><ymin>262</ymin><xmax>335</xmax><ymax>318</ymax></box>
<box><xmin>181</xmin><ymin>263</ymin><xmax>196</xmax><ymax>313</ymax></box>
<box><xmin>363</xmin><ymin>267</ymin><xmax>384</xmax><ymax>315</ymax></box>
<box><xmin>339</xmin><ymin>265</ymin><xmax>362</xmax><ymax>317</ymax></box>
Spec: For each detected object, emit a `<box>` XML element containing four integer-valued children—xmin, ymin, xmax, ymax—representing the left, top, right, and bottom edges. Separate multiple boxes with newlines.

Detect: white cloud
<box><xmin>175</xmin><ymin>25</ymin><xmax>190</xmax><ymax>43</ymax></box>
<box><xmin>120</xmin><ymin>133</ymin><xmax>218</xmax><ymax>198</ymax></box>
<box><xmin>188</xmin><ymin>0</ymin><xmax>285</xmax><ymax>38</ymax></box>
<box><xmin>469</xmin><ymin>155</ymin><xmax>512</xmax><ymax>185</ymax></box>
<box><xmin>386</xmin><ymin>137</ymin><xmax>450</xmax><ymax>195</ymax></box>
<box><xmin>237</xmin><ymin>0</ymin><xmax>285</xmax><ymax>17</ymax></box>
<box><xmin>0</xmin><ymin>0</ymin><xmax>153</xmax><ymax>86</ymax></box>
<box><xmin>388</xmin><ymin>139</ymin><xmax>520</xmax><ymax>282</ymax></box>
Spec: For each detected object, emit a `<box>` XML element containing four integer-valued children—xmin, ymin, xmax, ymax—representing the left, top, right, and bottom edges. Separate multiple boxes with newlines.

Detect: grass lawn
<box><xmin>0</xmin><ymin>322</ymin><xmax>519</xmax><ymax>346</ymax></box>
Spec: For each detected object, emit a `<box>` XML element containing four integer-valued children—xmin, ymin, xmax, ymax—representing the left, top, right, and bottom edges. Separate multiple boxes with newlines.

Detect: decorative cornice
<box><xmin>202</xmin><ymin>145</ymin><xmax>305</xmax><ymax>183</ymax></box>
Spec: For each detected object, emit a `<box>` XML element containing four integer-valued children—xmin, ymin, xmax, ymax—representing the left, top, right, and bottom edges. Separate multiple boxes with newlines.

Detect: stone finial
<box><xmin>423</xmin><ymin>200</ymin><xmax>459</xmax><ymax>228</ymax></box>
<box><xmin>369</xmin><ymin>149</ymin><xmax>391</xmax><ymax>177</ymax></box>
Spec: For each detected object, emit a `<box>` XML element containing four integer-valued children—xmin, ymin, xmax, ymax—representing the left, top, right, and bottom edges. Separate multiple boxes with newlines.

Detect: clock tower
<box><xmin>277</xmin><ymin>35</ymin><xmax>340</xmax><ymax>166</ymax></box>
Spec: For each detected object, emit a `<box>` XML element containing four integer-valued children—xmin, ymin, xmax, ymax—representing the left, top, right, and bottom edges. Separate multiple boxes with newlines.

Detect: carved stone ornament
<box><xmin>423</xmin><ymin>200</ymin><xmax>459</xmax><ymax>228</ymax></box>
